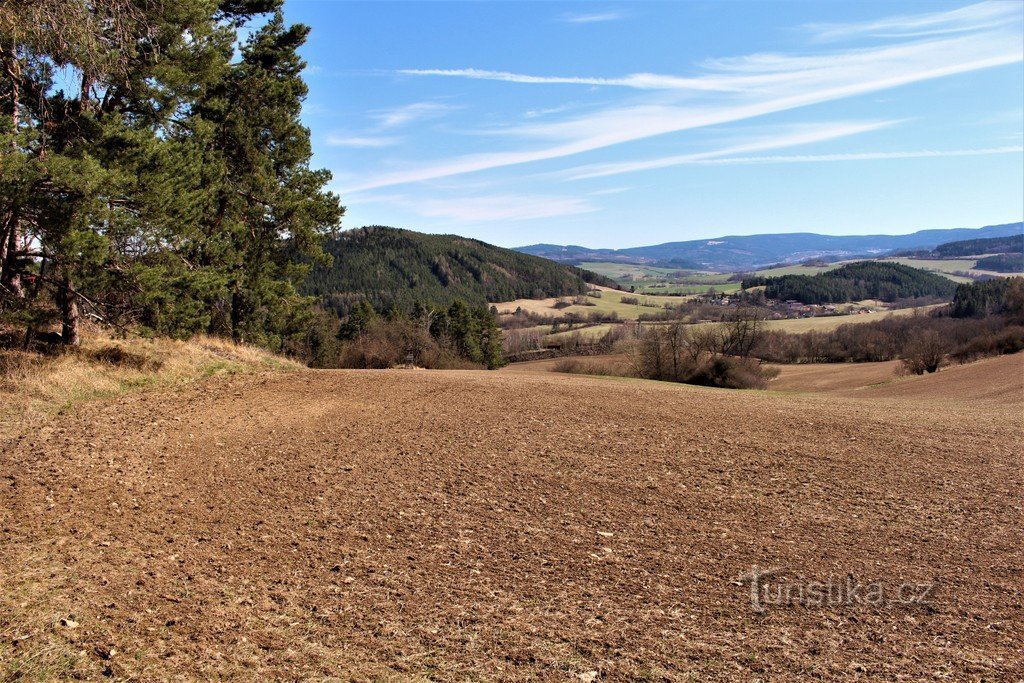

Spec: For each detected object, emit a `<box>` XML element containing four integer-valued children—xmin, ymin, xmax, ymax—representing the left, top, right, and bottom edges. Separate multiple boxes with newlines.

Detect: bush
<box><xmin>88</xmin><ymin>345</ymin><xmax>162</xmax><ymax>371</ymax></box>
<box><xmin>950</xmin><ymin>325</ymin><xmax>1024</xmax><ymax>363</ymax></box>
<box><xmin>754</xmin><ymin>312</ymin><xmax>1019</xmax><ymax>365</ymax></box>
<box><xmin>686</xmin><ymin>356</ymin><xmax>779</xmax><ymax>390</ymax></box>
<box><xmin>551</xmin><ymin>357</ymin><xmax>629</xmax><ymax>377</ymax></box>
<box><xmin>337</xmin><ymin>319</ymin><xmax>482</xmax><ymax>370</ymax></box>
<box><xmin>626</xmin><ymin>313</ymin><xmax>776</xmax><ymax>389</ymax></box>
<box><xmin>900</xmin><ymin>329</ymin><xmax>948</xmax><ymax>375</ymax></box>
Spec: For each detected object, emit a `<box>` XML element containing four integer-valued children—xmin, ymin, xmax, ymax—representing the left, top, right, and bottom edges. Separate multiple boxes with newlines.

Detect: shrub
<box><xmin>900</xmin><ymin>329</ymin><xmax>949</xmax><ymax>375</ymax></box>
<box><xmin>551</xmin><ymin>357</ymin><xmax>629</xmax><ymax>377</ymax></box>
<box><xmin>88</xmin><ymin>345</ymin><xmax>162</xmax><ymax>371</ymax></box>
<box><xmin>950</xmin><ymin>325</ymin><xmax>1024</xmax><ymax>363</ymax></box>
<box><xmin>626</xmin><ymin>312</ymin><xmax>776</xmax><ymax>389</ymax></box>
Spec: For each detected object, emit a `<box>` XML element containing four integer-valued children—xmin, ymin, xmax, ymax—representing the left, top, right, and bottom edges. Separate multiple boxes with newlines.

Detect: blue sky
<box><xmin>284</xmin><ymin>1</ymin><xmax>1024</xmax><ymax>248</ymax></box>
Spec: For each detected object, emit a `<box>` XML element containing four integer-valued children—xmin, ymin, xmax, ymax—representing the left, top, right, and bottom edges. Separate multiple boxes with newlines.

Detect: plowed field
<box><xmin>2</xmin><ymin>358</ymin><xmax>1021</xmax><ymax>680</ymax></box>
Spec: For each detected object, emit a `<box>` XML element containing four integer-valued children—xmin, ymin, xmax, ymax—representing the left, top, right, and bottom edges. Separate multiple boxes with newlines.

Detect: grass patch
<box><xmin>0</xmin><ymin>330</ymin><xmax>300</xmax><ymax>435</ymax></box>
<box><xmin>495</xmin><ymin>288</ymin><xmax>689</xmax><ymax>320</ymax></box>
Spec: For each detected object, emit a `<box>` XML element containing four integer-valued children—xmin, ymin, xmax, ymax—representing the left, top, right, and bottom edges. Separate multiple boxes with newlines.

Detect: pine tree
<box><xmin>0</xmin><ymin>1</ymin><xmax>343</xmax><ymax>351</ymax></box>
<box><xmin>476</xmin><ymin>307</ymin><xmax>506</xmax><ymax>369</ymax></box>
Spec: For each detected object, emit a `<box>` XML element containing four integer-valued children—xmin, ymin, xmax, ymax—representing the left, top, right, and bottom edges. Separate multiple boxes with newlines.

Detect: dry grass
<box><xmin>0</xmin><ymin>330</ymin><xmax>300</xmax><ymax>435</ymax></box>
<box><xmin>494</xmin><ymin>286</ymin><xmax>687</xmax><ymax>320</ymax></box>
<box><xmin>551</xmin><ymin>356</ymin><xmax>632</xmax><ymax>377</ymax></box>
<box><xmin>759</xmin><ymin>305</ymin><xmax>943</xmax><ymax>332</ymax></box>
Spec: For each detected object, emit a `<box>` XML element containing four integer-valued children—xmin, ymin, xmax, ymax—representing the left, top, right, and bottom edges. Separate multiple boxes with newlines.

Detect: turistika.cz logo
<box><xmin>737</xmin><ymin>566</ymin><xmax>936</xmax><ymax>613</ymax></box>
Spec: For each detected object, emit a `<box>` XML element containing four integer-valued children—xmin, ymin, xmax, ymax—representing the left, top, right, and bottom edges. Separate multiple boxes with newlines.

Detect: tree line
<box><xmin>935</xmin><ymin>234</ymin><xmax>1022</xmax><ymax>258</ymax></box>
<box><xmin>974</xmin><ymin>253</ymin><xmax>1023</xmax><ymax>274</ymax></box>
<box><xmin>1</xmin><ymin>0</ymin><xmax>342</xmax><ymax>353</ymax></box>
<box><xmin>333</xmin><ymin>299</ymin><xmax>505</xmax><ymax>370</ymax></box>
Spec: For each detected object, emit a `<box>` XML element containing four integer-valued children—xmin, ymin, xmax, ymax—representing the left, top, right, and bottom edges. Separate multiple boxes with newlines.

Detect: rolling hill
<box><xmin>303</xmin><ymin>226</ymin><xmax>618</xmax><ymax>314</ymax></box>
<box><xmin>934</xmin><ymin>234</ymin><xmax>1023</xmax><ymax>257</ymax></box>
<box><xmin>747</xmin><ymin>261</ymin><xmax>959</xmax><ymax>304</ymax></box>
<box><xmin>518</xmin><ymin>222</ymin><xmax>1023</xmax><ymax>272</ymax></box>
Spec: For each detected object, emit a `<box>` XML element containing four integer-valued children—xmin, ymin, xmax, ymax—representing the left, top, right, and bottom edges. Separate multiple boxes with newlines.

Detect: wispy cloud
<box><xmin>372</xmin><ymin>101</ymin><xmax>456</xmax><ymax>128</ymax></box>
<box><xmin>676</xmin><ymin>146</ymin><xmax>1024</xmax><ymax>166</ymax></box>
<box><xmin>525</xmin><ymin>103</ymin><xmax>580</xmax><ymax>118</ymax></box>
<box><xmin>397</xmin><ymin>68</ymin><xmax>741</xmax><ymax>92</ymax></box>
<box><xmin>418</xmin><ymin>194</ymin><xmax>596</xmax><ymax>221</ymax></box>
<box><xmin>559</xmin><ymin>11</ymin><xmax>626</xmax><ymax>24</ymax></box>
<box><xmin>806</xmin><ymin>1</ymin><xmax>1020</xmax><ymax>41</ymax></box>
<box><xmin>347</xmin><ymin>3</ymin><xmax>1023</xmax><ymax>192</ymax></box>
<box><xmin>588</xmin><ymin>186</ymin><xmax>634</xmax><ymax>196</ymax></box>
<box><xmin>326</xmin><ymin>134</ymin><xmax>401</xmax><ymax>148</ymax></box>
<box><xmin>562</xmin><ymin>120</ymin><xmax>900</xmax><ymax>180</ymax></box>
<box><xmin>353</xmin><ymin>192</ymin><xmax>597</xmax><ymax>222</ymax></box>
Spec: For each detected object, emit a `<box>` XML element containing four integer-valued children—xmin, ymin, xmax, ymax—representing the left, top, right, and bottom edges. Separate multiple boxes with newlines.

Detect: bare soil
<box><xmin>1</xmin><ymin>359</ymin><xmax>1022</xmax><ymax>680</ymax></box>
<box><xmin>765</xmin><ymin>360</ymin><xmax>904</xmax><ymax>394</ymax></box>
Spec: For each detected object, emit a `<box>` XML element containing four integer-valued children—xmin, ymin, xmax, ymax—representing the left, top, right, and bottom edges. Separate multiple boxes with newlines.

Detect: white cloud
<box><xmin>372</xmin><ymin>102</ymin><xmax>456</xmax><ymax>128</ymax></box>
<box><xmin>347</xmin><ymin>3</ymin><xmax>1023</xmax><ymax>192</ymax></box>
<box><xmin>353</xmin><ymin>192</ymin><xmax>598</xmax><ymax>222</ymax></box>
<box><xmin>588</xmin><ymin>186</ymin><xmax>634</xmax><ymax>196</ymax></box>
<box><xmin>559</xmin><ymin>11</ymin><xmax>626</xmax><ymax>24</ymax></box>
<box><xmin>562</xmin><ymin>120</ymin><xmax>900</xmax><ymax>180</ymax></box>
<box><xmin>326</xmin><ymin>134</ymin><xmax>401</xmax><ymax>148</ymax></box>
<box><xmin>397</xmin><ymin>68</ymin><xmax>741</xmax><ymax>92</ymax></box>
<box><xmin>417</xmin><ymin>194</ymin><xmax>597</xmax><ymax>222</ymax></box>
<box><xmin>525</xmin><ymin>103</ymin><xmax>579</xmax><ymax>118</ymax></box>
<box><xmin>675</xmin><ymin>146</ymin><xmax>1024</xmax><ymax>165</ymax></box>
<box><xmin>805</xmin><ymin>1</ymin><xmax>1021</xmax><ymax>41</ymax></box>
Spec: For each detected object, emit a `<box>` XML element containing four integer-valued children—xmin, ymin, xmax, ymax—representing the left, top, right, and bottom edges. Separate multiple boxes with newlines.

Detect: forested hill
<box><xmin>935</xmin><ymin>234</ymin><xmax>1023</xmax><ymax>257</ymax></box>
<box><xmin>744</xmin><ymin>262</ymin><xmax>958</xmax><ymax>304</ymax></box>
<box><xmin>304</xmin><ymin>227</ymin><xmax>618</xmax><ymax>314</ymax></box>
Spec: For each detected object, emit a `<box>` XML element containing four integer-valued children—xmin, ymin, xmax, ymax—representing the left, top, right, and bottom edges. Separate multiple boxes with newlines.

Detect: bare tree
<box><xmin>900</xmin><ymin>329</ymin><xmax>948</xmax><ymax>375</ymax></box>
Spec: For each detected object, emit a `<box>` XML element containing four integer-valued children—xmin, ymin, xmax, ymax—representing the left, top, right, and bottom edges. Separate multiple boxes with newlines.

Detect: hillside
<box><xmin>974</xmin><ymin>253</ymin><xmax>1024</xmax><ymax>273</ymax></box>
<box><xmin>935</xmin><ymin>234</ymin><xmax>1023</xmax><ymax>257</ymax></box>
<box><xmin>517</xmin><ymin>222</ymin><xmax>1023</xmax><ymax>271</ymax></box>
<box><xmin>2</xmin><ymin>366</ymin><xmax>1019</xmax><ymax>679</ymax></box>
<box><xmin>747</xmin><ymin>261</ymin><xmax>958</xmax><ymax>304</ymax></box>
<box><xmin>304</xmin><ymin>226</ymin><xmax>617</xmax><ymax>313</ymax></box>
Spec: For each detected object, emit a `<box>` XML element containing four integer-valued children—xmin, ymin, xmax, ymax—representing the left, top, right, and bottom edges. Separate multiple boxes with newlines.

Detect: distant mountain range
<box><xmin>516</xmin><ymin>222</ymin><xmax>1024</xmax><ymax>272</ymax></box>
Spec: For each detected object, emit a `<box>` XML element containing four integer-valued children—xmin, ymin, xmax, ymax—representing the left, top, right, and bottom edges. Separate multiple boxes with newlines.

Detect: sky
<box><xmin>284</xmin><ymin>0</ymin><xmax>1024</xmax><ymax>248</ymax></box>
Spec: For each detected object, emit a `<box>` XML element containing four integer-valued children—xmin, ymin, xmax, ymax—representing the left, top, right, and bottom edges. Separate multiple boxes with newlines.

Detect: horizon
<box><xmin>342</xmin><ymin>219</ymin><xmax>1024</xmax><ymax>251</ymax></box>
<box><xmin>289</xmin><ymin>1</ymin><xmax>1024</xmax><ymax>249</ymax></box>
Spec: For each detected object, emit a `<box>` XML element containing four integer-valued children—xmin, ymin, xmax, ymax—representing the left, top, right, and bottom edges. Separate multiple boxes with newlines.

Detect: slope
<box><xmin>1</xmin><ymin>367</ymin><xmax>1020</xmax><ymax>680</ymax></box>
<box><xmin>304</xmin><ymin>226</ymin><xmax>617</xmax><ymax>313</ymax></box>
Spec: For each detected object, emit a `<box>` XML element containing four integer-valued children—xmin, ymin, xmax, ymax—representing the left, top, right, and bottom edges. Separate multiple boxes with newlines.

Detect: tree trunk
<box><xmin>0</xmin><ymin>209</ymin><xmax>23</xmax><ymax>298</ymax></box>
<box><xmin>59</xmin><ymin>275</ymin><xmax>81</xmax><ymax>346</ymax></box>
<box><xmin>230</xmin><ymin>284</ymin><xmax>243</xmax><ymax>343</ymax></box>
<box><xmin>0</xmin><ymin>214</ymin><xmax>8</xmax><ymax>277</ymax></box>
<box><xmin>1</xmin><ymin>49</ymin><xmax>23</xmax><ymax>298</ymax></box>
<box><xmin>80</xmin><ymin>72</ymin><xmax>95</xmax><ymax>113</ymax></box>
<box><xmin>5</xmin><ymin>46</ymin><xmax>19</xmax><ymax>145</ymax></box>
